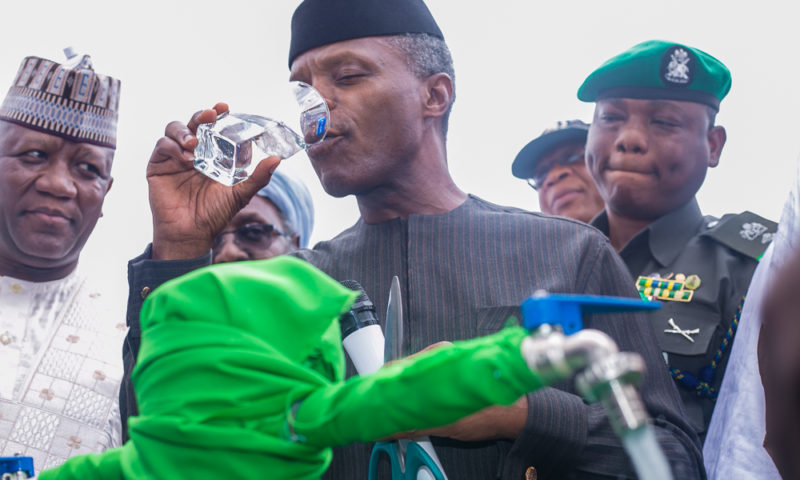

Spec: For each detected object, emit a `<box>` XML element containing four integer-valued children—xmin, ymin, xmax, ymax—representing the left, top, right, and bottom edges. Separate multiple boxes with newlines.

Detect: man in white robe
<box><xmin>703</xmin><ymin>159</ymin><xmax>800</xmax><ymax>478</ymax></box>
<box><xmin>0</xmin><ymin>49</ymin><xmax>125</xmax><ymax>471</ymax></box>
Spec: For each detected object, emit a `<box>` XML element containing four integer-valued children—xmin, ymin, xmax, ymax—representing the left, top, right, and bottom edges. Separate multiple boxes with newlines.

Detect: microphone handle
<box><xmin>342</xmin><ymin>324</ymin><xmax>385</xmax><ymax>375</ymax></box>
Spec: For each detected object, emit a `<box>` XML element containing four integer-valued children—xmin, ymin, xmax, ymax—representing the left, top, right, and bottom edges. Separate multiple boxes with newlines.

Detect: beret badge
<box><xmin>661</xmin><ymin>46</ymin><xmax>694</xmax><ymax>87</ymax></box>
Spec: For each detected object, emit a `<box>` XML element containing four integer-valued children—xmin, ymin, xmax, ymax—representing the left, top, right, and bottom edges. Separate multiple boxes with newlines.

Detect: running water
<box><xmin>621</xmin><ymin>425</ymin><xmax>674</xmax><ymax>480</ymax></box>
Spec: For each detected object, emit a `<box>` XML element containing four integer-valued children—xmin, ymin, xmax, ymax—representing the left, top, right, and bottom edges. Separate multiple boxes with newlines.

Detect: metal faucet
<box><xmin>519</xmin><ymin>291</ymin><xmax>673</xmax><ymax>479</ymax></box>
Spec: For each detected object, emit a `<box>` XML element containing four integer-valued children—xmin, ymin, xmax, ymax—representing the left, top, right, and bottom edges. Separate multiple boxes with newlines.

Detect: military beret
<box><xmin>289</xmin><ymin>0</ymin><xmax>443</xmax><ymax>68</ymax></box>
<box><xmin>512</xmin><ymin>120</ymin><xmax>588</xmax><ymax>179</ymax></box>
<box><xmin>577</xmin><ymin>40</ymin><xmax>731</xmax><ymax>110</ymax></box>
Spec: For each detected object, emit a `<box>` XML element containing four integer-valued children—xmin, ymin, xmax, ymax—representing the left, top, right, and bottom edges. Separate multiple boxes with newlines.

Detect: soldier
<box><xmin>512</xmin><ymin>120</ymin><xmax>604</xmax><ymax>223</ymax></box>
<box><xmin>579</xmin><ymin>39</ymin><xmax>777</xmax><ymax>441</ymax></box>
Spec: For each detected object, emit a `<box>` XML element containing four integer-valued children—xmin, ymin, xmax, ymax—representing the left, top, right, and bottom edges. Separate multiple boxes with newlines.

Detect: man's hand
<box><xmin>386</xmin><ymin>342</ymin><xmax>529</xmax><ymax>442</ymax></box>
<box><xmin>407</xmin><ymin>396</ymin><xmax>529</xmax><ymax>442</ymax></box>
<box><xmin>147</xmin><ymin>103</ymin><xmax>281</xmax><ymax>260</ymax></box>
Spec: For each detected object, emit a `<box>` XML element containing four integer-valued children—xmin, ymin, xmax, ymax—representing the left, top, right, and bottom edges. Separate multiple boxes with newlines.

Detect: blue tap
<box><xmin>521</xmin><ymin>291</ymin><xmax>661</xmax><ymax>335</ymax></box>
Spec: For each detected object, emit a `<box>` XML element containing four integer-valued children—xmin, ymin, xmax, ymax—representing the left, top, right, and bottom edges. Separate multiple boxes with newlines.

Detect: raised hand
<box><xmin>147</xmin><ymin>102</ymin><xmax>281</xmax><ymax>260</ymax></box>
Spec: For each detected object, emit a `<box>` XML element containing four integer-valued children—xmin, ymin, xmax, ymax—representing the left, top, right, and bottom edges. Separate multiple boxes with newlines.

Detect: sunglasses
<box><xmin>527</xmin><ymin>152</ymin><xmax>585</xmax><ymax>191</ymax></box>
<box><xmin>212</xmin><ymin>223</ymin><xmax>289</xmax><ymax>252</ymax></box>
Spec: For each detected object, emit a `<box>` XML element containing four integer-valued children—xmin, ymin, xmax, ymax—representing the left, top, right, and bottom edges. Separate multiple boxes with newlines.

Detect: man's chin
<box><xmin>18</xmin><ymin>241</ymin><xmax>79</xmax><ymax>265</ymax></box>
<box><xmin>548</xmin><ymin>191</ymin><xmax>583</xmax><ymax>214</ymax></box>
<box><xmin>316</xmin><ymin>180</ymin><xmax>348</xmax><ymax>198</ymax></box>
<box><xmin>317</xmin><ymin>174</ymin><xmax>359</xmax><ymax>198</ymax></box>
<box><xmin>552</xmin><ymin>207</ymin><xmax>590</xmax><ymax>223</ymax></box>
<box><xmin>607</xmin><ymin>202</ymin><xmax>668</xmax><ymax>222</ymax></box>
<box><xmin>603</xmin><ymin>187</ymin><xmax>667</xmax><ymax>220</ymax></box>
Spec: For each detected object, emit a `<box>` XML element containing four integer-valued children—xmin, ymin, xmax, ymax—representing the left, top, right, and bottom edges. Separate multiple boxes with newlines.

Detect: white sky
<box><xmin>2</xmin><ymin>0</ymin><xmax>799</xmax><ymax>291</ymax></box>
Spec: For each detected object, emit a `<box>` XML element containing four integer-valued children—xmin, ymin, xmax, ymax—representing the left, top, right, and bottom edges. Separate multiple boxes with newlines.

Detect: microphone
<box><xmin>340</xmin><ymin>280</ymin><xmax>449</xmax><ymax>480</ymax></box>
<box><xmin>339</xmin><ymin>280</ymin><xmax>385</xmax><ymax>375</ymax></box>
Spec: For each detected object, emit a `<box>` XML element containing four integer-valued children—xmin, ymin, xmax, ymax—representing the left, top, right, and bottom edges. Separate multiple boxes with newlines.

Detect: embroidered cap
<box><xmin>0</xmin><ymin>48</ymin><xmax>121</xmax><ymax>149</ymax></box>
<box><xmin>512</xmin><ymin>119</ymin><xmax>589</xmax><ymax>180</ymax></box>
<box><xmin>289</xmin><ymin>0</ymin><xmax>444</xmax><ymax>68</ymax></box>
<box><xmin>577</xmin><ymin>40</ymin><xmax>731</xmax><ymax>111</ymax></box>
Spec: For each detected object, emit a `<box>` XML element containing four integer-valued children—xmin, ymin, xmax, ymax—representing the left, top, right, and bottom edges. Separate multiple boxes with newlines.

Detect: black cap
<box><xmin>289</xmin><ymin>0</ymin><xmax>444</xmax><ymax>68</ymax></box>
<box><xmin>512</xmin><ymin>120</ymin><xmax>589</xmax><ymax>179</ymax></box>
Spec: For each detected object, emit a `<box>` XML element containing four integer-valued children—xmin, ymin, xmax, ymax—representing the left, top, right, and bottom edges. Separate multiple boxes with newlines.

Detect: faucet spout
<box><xmin>520</xmin><ymin>326</ymin><xmax>619</xmax><ymax>383</ymax></box>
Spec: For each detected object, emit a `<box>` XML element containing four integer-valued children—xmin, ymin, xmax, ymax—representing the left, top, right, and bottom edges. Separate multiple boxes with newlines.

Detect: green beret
<box><xmin>577</xmin><ymin>40</ymin><xmax>731</xmax><ymax>110</ymax></box>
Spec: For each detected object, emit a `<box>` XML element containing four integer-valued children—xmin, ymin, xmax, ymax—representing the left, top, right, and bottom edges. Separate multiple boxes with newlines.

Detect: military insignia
<box><xmin>704</xmin><ymin>211</ymin><xmax>778</xmax><ymax>260</ymax></box>
<box><xmin>670</xmin><ymin>273</ymin><xmax>701</xmax><ymax>290</ymax></box>
<box><xmin>664</xmin><ymin>318</ymin><xmax>700</xmax><ymax>343</ymax></box>
<box><xmin>662</xmin><ymin>46</ymin><xmax>693</xmax><ymax>86</ymax></box>
<box><xmin>636</xmin><ymin>275</ymin><xmax>694</xmax><ymax>302</ymax></box>
<box><xmin>684</xmin><ymin>274</ymin><xmax>701</xmax><ymax>290</ymax></box>
<box><xmin>740</xmin><ymin>222</ymin><xmax>768</xmax><ymax>241</ymax></box>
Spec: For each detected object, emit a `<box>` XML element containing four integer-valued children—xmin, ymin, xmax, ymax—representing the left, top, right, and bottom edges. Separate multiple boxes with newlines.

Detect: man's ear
<box><xmin>422</xmin><ymin>72</ymin><xmax>453</xmax><ymax>120</ymax></box>
<box><xmin>707</xmin><ymin>126</ymin><xmax>726</xmax><ymax>168</ymax></box>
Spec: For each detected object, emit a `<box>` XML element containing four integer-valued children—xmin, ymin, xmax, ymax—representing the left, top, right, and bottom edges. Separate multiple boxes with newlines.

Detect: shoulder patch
<box><xmin>703</xmin><ymin>211</ymin><xmax>778</xmax><ymax>260</ymax></box>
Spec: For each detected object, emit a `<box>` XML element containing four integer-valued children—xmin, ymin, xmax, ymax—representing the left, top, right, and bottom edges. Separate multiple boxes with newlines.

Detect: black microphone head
<box><xmin>340</xmin><ymin>280</ymin><xmax>375</xmax><ymax>313</ymax></box>
<box><xmin>339</xmin><ymin>280</ymin><xmax>379</xmax><ymax>339</ymax></box>
<box><xmin>341</xmin><ymin>279</ymin><xmax>366</xmax><ymax>299</ymax></box>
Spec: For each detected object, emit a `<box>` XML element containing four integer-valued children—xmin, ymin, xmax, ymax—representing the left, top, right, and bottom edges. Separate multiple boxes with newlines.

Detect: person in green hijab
<box><xmin>40</xmin><ymin>256</ymin><xmax>543</xmax><ymax>479</ymax></box>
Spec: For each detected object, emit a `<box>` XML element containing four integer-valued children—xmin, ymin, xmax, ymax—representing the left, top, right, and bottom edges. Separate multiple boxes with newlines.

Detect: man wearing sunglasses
<box><xmin>512</xmin><ymin>120</ymin><xmax>604</xmax><ymax>223</ymax></box>
<box><xmin>211</xmin><ymin>170</ymin><xmax>314</xmax><ymax>264</ymax></box>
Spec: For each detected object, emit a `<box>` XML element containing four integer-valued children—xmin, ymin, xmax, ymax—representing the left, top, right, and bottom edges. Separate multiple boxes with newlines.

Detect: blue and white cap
<box><xmin>256</xmin><ymin>170</ymin><xmax>315</xmax><ymax>248</ymax></box>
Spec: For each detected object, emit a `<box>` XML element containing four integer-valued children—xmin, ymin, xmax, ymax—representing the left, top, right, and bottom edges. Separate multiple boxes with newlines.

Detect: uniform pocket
<box><xmin>649</xmin><ymin>301</ymin><xmax>720</xmax><ymax>356</ymax></box>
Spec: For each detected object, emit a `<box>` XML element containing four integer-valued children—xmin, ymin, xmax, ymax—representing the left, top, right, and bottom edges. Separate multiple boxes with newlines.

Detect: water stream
<box><xmin>621</xmin><ymin>425</ymin><xmax>674</xmax><ymax>480</ymax></box>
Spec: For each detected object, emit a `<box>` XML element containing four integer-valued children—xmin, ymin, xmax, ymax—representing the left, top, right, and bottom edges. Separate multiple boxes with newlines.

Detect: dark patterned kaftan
<box><xmin>123</xmin><ymin>195</ymin><xmax>703</xmax><ymax>479</ymax></box>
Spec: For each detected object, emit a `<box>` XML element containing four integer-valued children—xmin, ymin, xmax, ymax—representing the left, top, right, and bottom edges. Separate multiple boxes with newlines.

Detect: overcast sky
<box><xmin>2</xmin><ymin>0</ymin><xmax>799</xmax><ymax>290</ymax></box>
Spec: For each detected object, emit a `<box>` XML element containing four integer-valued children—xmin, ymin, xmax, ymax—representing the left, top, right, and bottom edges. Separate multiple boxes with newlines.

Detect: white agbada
<box><xmin>703</xmin><ymin>159</ymin><xmax>800</xmax><ymax>478</ymax></box>
<box><xmin>0</xmin><ymin>267</ymin><xmax>126</xmax><ymax>471</ymax></box>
